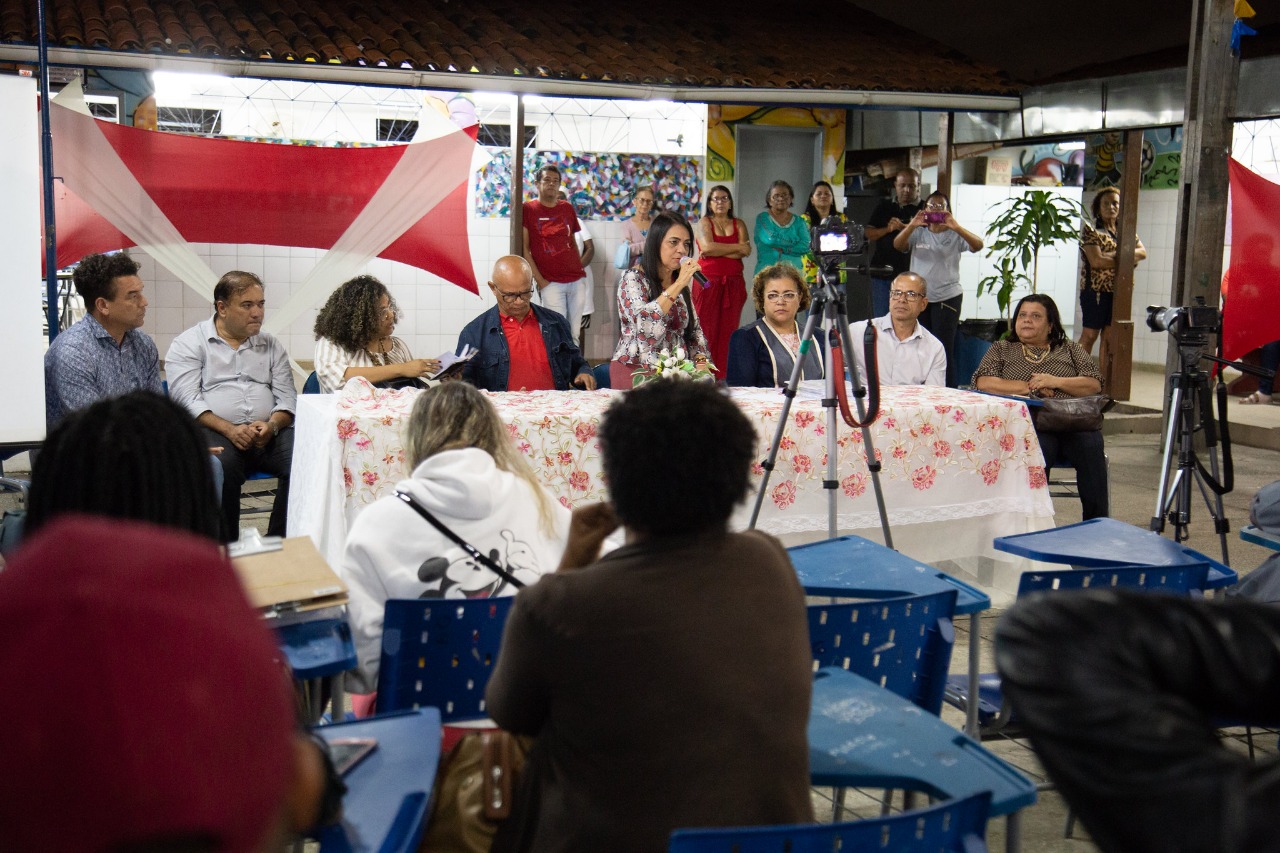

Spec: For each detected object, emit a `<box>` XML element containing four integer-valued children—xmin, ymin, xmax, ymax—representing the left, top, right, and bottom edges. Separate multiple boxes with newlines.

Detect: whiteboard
<box><xmin>0</xmin><ymin>74</ymin><xmax>46</xmax><ymax>445</ymax></box>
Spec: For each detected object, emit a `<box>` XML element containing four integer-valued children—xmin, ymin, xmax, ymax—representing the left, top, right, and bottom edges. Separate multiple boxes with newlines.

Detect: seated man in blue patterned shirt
<box><xmin>166</xmin><ymin>271</ymin><xmax>297</xmax><ymax>541</ymax></box>
<box><xmin>43</xmin><ymin>253</ymin><xmax>162</xmax><ymax>428</ymax></box>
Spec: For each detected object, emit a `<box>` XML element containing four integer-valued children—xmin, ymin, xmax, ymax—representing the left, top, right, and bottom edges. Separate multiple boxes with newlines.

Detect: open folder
<box><xmin>430</xmin><ymin>344</ymin><xmax>476</xmax><ymax>381</ymax></box>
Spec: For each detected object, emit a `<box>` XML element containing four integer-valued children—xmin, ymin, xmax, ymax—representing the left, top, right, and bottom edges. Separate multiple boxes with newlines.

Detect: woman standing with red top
<box><xmin>695</xmin><ymin>185</ymin><xmax>751</xmax><ymax>378</ymax></box>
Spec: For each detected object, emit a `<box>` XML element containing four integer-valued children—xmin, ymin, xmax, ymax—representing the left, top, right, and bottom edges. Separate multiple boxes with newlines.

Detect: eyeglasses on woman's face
<box><xmin>889</xmin><ymin>289</ymin><xmax>923</xmax><ymax>301</ymax></box>
<box><xmin>765</xmin><ymin>290</ymin><xmax>799</xmax><ymax>302</ymax></box>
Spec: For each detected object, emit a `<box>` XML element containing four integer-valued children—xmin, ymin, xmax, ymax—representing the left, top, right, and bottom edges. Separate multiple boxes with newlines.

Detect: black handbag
<box><xmin>1034</xmin><ymin>394</ymin><xmax>1114</xmax><ymax>432</ymax></box>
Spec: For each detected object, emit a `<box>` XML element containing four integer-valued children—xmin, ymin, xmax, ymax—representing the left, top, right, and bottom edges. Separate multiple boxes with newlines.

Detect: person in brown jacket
<box><xmin>486</xmin><ymin>380</ymin><xmax>813</xmax><ymax>852</ymax></box>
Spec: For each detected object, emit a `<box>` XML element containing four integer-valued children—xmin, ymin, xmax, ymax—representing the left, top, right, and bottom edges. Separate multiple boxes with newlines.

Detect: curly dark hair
<box><xmin>26</xmin><ymin>391</ymin><xmax>220</xmax><ymax>542</ymax></box>
<box><xmin>751</xmin><ymin>263</ymin><xmax>811</xmax><ymax>315</ymax></box>
<box><xmin>600</xmin><ymin>381</ymin><xmax>756</xmax><ymax>538</ymax></box>
<box><xmin>73</xmin><ymin>252</ymin><xmax>140</xmax><ymax>306</ymax></box>
<box><xmin>312</xmin><ymin>275</ymin><xmax>399</xmax><ymax>351</ymax></box>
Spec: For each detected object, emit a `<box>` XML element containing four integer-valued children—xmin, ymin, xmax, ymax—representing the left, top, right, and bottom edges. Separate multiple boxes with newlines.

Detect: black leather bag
<box><xmin>1034</xmin><ymin>394</ymin><xmax>1114</xmax><ymax>432</ymax></box>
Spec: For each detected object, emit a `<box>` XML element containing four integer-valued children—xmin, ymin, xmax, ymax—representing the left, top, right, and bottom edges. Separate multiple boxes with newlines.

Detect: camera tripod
<box><xmin>1150</xmin><ymin>338</ymin><xmax>1234</xmax><ymax>562</ymax></box>
<box><xmin>747</xmin><ymin>258</ymin><xmax>894</xmax><ymax>546</ymax></box>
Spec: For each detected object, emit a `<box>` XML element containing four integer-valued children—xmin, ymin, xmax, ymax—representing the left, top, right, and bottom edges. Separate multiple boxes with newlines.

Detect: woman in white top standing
<box><xmin>312</xmin><ymin>275</ymin><xmax>440</xmax><ymax>392</ymax></box>
<box><xmin>893</xmin><ymin>191</ymin><xmax>984</xmax><ymax>387</ymax></box>
<box><xmin>339</xmin><ymin>381</ymin><xmax>570</xmax><ymax>695</ymax></box>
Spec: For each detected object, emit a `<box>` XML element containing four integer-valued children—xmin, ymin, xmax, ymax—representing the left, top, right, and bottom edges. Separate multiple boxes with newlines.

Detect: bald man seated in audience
<box><xmin>457</xmin><ymin>255</ymin><xmax>595</xmax><ymax>392</ymax></box>
<box><xmin>848</xmin><ymin>271</ymin><xmax>946</xmax><ymax>387</ymax></box>
<box><xmin>0</xmin><ymin>515</ymin><xmax>338</xmax><ymax>851</ymax></box>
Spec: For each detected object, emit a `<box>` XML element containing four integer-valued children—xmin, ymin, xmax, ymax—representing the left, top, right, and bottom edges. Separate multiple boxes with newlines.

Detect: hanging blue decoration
<box><xmin>1231</xmin><ymin>19</ymin><xmax>1257</xmax><ymax>54</ymax></box>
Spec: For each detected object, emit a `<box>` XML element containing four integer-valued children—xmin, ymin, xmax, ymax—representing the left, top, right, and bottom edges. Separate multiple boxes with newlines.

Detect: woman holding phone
<box><xmin>894</xmin><ymin>191</ymin><xmax>984</xmax><ymax>387</ymax></box>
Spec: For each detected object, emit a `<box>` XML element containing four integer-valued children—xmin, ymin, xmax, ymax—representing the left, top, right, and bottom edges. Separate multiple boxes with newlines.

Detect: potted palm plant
<box><xmin>977</xmin><ymin>189</ymin><xmax>1086</xmax><ymax>318</ymax></box>
<box><xmin>956</xmin><ymin>190</ymin><xmax>1085</xmax><ymax>382</ymax></box>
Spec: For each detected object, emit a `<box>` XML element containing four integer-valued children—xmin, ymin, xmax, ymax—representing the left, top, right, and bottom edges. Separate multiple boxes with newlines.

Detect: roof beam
<box><xmin>0</xmin><ymin>45</ymin><xmax>1021</xmax><ymax>113</ymax></box>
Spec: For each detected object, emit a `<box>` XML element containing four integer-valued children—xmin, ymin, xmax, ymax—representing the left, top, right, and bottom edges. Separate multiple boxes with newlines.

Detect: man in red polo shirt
<box><xmin>523</xmin><ymin>165</ymin><xmax>590</xmax><ymax>340</ymax></box>
<box><xmin>458</xmin><ymin>256</ymin><xmax>596</xmax><ymax>392</ymax></box>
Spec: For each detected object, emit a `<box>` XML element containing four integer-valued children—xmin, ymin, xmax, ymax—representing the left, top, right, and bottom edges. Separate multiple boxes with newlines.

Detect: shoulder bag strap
<box><xmin>394</xmin><ymin>490</ymin><xmax>526</xmax><ymax>588</ymax></box>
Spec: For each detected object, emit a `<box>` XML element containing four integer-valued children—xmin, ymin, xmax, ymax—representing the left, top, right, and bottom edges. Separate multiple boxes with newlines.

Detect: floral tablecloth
<box><xmin>290</xmin><ymin>379</ymin><xmax>1054</xmax><ymax>594</ymax></box>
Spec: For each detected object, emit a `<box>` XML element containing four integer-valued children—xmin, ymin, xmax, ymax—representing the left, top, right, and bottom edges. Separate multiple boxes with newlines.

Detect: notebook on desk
<box><xmin>231</xmin><ymin>536</ymin><xmax>349</xmax><ymax>616</ymax></box>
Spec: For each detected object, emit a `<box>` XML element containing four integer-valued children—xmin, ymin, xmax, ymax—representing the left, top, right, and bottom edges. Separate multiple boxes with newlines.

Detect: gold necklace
<box><xmin>1021</xmin><ymin>343</ymin><xmax>1050</xmax><ymax>364</ymax></box>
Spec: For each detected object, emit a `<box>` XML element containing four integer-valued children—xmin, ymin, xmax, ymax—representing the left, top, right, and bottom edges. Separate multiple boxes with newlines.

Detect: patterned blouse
<box><xmin>972</xmin><ymin>339</ymin><xmax>1102</xmax><ymax>398</ymax></box>
<box><xmin>1080</xmin><ymin>222</ymin><xmax>1142</xmax><ymax>293</ymax></box>
<box><xmin>611</xmin><ymin>268</ymin><xmax>711</xmax><ymax>368</ymax></box>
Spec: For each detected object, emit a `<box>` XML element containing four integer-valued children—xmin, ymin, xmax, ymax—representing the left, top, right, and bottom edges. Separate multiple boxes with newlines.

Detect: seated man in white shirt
<box><xmin>166</xmin><ymin>271</ymin><xmax>297</xmax><ymax>541</ymax></box>
<box><xmin>848</xmin><ymin>272</ymin><xmax>945</xmax><ymax>387</ymax></box>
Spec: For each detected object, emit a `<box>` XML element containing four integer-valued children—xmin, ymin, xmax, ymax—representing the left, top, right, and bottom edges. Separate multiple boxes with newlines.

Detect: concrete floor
<box><xmin>5</xmin><ymin>364</ymin><xmax>1279</xmax><ymax>851</ymax></box>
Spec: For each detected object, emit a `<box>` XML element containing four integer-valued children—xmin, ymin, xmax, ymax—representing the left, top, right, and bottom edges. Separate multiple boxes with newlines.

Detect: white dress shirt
<box><xmin>848</xmin><ymin>314</ymin><xmax>946</xmax><ymax>387</ymax></box>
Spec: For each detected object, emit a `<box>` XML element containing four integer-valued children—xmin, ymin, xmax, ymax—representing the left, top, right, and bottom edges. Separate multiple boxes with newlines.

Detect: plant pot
<box><xmin>955</xmin><ymin>319</ymin><xmax>1010</xmax><ymax>387</ymax></box>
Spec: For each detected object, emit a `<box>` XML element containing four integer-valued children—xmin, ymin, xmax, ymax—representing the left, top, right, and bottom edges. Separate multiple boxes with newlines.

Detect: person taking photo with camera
<box><xmin>894</xmin><ymin>191</ymin><xmax>984</xmax><ymax>386</ymax></box>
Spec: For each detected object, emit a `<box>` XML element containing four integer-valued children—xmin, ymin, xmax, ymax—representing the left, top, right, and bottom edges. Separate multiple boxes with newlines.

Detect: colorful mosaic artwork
<box><xmin>474</xmin><ymin>150</ymin><xmax>704</xmax><ymax>220</ymax></box>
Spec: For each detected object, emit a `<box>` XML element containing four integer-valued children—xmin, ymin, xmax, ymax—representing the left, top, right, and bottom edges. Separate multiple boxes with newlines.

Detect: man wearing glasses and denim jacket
<box><xmin>847</xmin><ymin>272</ymin><xmax>946</xmax><ymax>387</ymax></box>
<box><xmin>457</xmin><ymin>256</ymin><xmax>595</xmax><ymax>392</ymax></box>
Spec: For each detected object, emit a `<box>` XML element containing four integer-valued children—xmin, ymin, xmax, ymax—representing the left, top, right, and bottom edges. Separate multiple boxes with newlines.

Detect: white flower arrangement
<box><xmin>632</xmin><ymin>347</ymin><xmax>715</xmax><ymax>387</ymax></box>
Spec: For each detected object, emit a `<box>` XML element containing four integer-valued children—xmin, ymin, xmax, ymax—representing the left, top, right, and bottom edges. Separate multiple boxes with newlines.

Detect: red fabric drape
<box><xmin>1225</xmin><ymin>158</ymin><xmax>1280</xmax><ymax>361</ymax></box>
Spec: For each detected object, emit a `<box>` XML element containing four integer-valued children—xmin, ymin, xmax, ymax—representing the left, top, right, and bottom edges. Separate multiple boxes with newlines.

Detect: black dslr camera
<box><xmin>810</xmin><ymin>218</ymin><xmax>867</xmax><ymax>258</ymax></box>
<box><xmin>1146</xmin><ymin>302</ymin><xmax>1221</xmax><ymax>338</ymax></box>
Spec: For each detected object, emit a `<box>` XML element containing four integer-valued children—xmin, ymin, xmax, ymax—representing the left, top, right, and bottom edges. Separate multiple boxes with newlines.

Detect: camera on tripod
<box><xmin>1146</xmin><ymin>302</ymin><xmax>1221</xmax><ymax>338</ymax></box>
<box><xmin>810</xmin><ymin>218</ymin><xmax>867</xmax><ymax>258</ymax></box>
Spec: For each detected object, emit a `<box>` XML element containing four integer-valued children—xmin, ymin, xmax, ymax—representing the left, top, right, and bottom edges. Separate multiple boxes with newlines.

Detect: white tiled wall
<box><xmin>950</xmin><ymin>184</ymin><xmax>1182</xmax><ymax>367</ymax></box>
<box><xmin>138</xmin><ymin>215</ymin><xmax>631</xmax><ymax>368</ymax></box>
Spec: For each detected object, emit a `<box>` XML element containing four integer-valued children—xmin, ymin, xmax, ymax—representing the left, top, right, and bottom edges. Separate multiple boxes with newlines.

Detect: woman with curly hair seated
<box><xmin>312</xmin><ymin>275</ymin><xmax>440</xmax><ymax>392</ymax></box>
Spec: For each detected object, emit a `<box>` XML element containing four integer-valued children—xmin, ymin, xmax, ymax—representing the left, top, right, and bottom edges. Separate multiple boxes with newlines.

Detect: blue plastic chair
<box><xmin>1242</xmin><ymin>524</ymin><xmax>1280</xmax><ymax>552</ymax></box>
<box><xmin>668</xmin><ymin>790</ymin><xmax>991</xmax><ymax>853</ymax></box>
<box><xmin>944</xmin><ymin>563</ymin><xmax>1210</xmax><ymax>734</ymax></box>
<box><xmin>303</xmin><ymin>370</ymin><xmax>322</xmax><ymax>394</ymax></box>
<box><xmin>808</xmin><ymin>589</ymin><xmax>957</xmax><ymax>716</ymax></box>
<box><xmin>591</xmin><ymin>361</ymin><xmax>611</xmax><ymax>390</ymax></box>
<box><xmin>374</xmin><ymin>596</ymin><xmax>515</xmax><ymax>722</ymax></box>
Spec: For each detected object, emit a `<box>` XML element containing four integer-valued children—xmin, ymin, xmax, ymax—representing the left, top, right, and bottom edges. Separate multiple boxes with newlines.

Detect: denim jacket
<box><xmin>457</xmin><ymin>304</ymin><xmax>591</xmax><ymax>392</ymax></box>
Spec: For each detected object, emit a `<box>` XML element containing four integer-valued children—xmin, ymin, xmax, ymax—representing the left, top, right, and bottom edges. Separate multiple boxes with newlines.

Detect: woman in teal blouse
<box><xmin>753</xmin><ymin>180</ymin><xmax>810</xmax><ymax>279</ymax></box>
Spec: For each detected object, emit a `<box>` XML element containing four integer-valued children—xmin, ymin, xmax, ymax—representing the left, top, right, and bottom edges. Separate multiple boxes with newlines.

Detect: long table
<box><xmin>290</xmin><ymin>379</ymin><xmax>1055</xmax><ymax>599</ymax></box>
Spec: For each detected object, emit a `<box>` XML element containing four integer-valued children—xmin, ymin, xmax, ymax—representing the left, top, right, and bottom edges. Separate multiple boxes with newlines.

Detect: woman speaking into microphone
<box><xmin>610</xmin><ymin>211</ymin><xmax>713</xmax><ymax>388</ymax></box>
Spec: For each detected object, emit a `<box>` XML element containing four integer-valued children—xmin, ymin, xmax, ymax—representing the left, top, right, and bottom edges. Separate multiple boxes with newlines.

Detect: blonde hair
<box><xmin>403</xmin><ymin>383</ymin><xmax>555</xmax><ymax>533</ymax></box>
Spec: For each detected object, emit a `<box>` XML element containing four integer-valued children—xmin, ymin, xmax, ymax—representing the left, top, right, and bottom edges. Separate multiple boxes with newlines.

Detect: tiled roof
<box><xmin>0</xmin><ymin>0</ymin><xmax>1021</xmax><ymax>96</ymax></box>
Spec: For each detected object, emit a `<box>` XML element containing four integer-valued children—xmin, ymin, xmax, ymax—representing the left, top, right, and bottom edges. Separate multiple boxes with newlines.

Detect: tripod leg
<box><xmin>1152</xmin><ymin>380</ymin><xmax>1184</xmax><ymax>532</ymax></box>
<box><xmin>746</xmin><ymin>303</ymin><xmax>827</xmax><ymax>530</ymax></box>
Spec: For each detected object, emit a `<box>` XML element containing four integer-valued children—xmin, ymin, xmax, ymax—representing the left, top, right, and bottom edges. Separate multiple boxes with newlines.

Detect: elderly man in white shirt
<box><xmin>848</xmin><ymin>272</ymin><xmax>946</xmax><ymax>387</ymax></box>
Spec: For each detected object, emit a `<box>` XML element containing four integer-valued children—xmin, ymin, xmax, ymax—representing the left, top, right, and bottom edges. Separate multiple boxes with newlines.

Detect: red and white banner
<box><xmin>45</xmin><ymin>82</ymin><xmax>482</xmax><ymax>334</ymax></box>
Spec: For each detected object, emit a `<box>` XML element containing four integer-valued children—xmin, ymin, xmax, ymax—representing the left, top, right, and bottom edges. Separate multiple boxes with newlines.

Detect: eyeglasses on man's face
<box><xmin>765</xmin><ymin>290</ymin><xmax>799</xmax><ymax>302</ymax></box>
<box><xmin>495</xmin><ymin>288</ymin><xmax>535</xmax><ymax>303</ymax></box>
<box><xmin>889</xmin><ymin>289</ymin><xmax>924</xmax><ymax>301</ymax></box>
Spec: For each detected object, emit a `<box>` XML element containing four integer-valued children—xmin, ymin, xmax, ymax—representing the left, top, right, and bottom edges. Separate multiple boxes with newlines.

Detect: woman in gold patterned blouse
<box><xmin>974</xmin><ymin>294</ymin><xmax>1108</xmax><ymax>519</ymax></box>
<box><xmin>312</xmin><ymin>275</ymin><xmax>440</xmax><ymax>392</ymax></box>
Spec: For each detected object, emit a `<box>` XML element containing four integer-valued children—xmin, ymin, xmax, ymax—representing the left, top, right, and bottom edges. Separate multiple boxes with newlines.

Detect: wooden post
<box><xmin>510</xmin><ymin>95</ymin><xmax>527</xmax><ymax>256</ymax></box>
<box><xmin>1165</xmin><ymin>0</ymin><xmax>1238</xmax><ymax>399</ymax></box>
<box><xmin>1099</xmin><ymin>129</ymin><xmax>1145</xmax><ymax>399</ymax></box>
<box><xmin>935</xmin><ymin>112</ymin><xmax>953</xmax><ymax>199</ymax></box>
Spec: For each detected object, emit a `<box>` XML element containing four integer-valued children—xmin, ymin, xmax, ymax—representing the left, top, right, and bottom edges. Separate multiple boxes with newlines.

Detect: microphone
<box><xmin>692</xmin><ymin>269</ymin><xmax>710</xmax><ymax>289</ymax></box>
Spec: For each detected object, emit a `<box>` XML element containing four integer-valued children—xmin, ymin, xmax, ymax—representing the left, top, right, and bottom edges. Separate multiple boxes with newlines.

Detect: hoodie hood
<box><xmin>395</xmin><ymin>447</ymin><xmax>507</xmax><ymax>521</ymax></box>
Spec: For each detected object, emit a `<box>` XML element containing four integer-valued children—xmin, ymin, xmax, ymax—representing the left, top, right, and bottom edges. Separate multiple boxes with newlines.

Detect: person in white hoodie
<box><xmin>339</xmin><ymin>381</ymin><xmax>570</xmax><ymax>694</ymax></box>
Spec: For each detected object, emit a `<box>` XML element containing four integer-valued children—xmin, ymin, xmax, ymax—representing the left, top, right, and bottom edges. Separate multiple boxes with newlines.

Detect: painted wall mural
<box><xmin>1008</xmin><ymin>142</ymin><xmax>1085</xmax><ymax>185</ymax></box>
<box><xmin>706</xmin><ymin>105</ymin><xmax>845</xmax><ymax>184</ymax></box>
<box><xmin>474</xmin><ymin>150</ymin><xmax>704</xmax><ymax>221</ymax></box>
<box><xmin>1084</xmin><ymin>128</ymin><xmax>1182</xmax><ymax>190</ymax></box>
